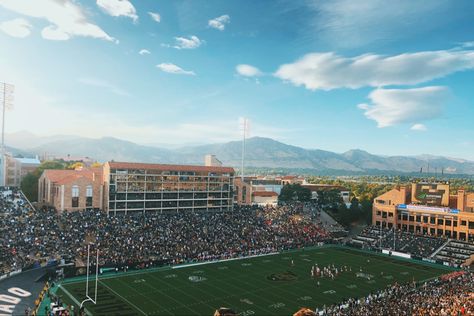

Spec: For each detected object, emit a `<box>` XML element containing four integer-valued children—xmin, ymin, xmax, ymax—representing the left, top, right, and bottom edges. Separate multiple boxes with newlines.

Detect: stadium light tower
<box><xmin>0</xmin><ymin>82</ymin><xmax>14</xmax><ymax>153</ymax></box>
<box><xmin>239</xmin><ymin>117</ymin><xmax>249</xmax><ymax>181</ymax></box>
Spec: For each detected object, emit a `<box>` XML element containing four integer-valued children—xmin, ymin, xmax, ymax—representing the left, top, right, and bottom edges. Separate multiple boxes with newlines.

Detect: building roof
<box><xmin>107</xmin><ymin>161</ymin><xmax>234</xmax><ymax>173</ymax></box>
<box><xmin>302</xmin><ymin>184</ymin><xmax>349</xmax><ymax>192</ymax></box>
<box><xmin>252</xmin><ymin>191</ymin><xmax>279</xmax><ymax>197</ymax></box>
<box><xmin>43</xmin><ymin>168</ymin><xmax>103</xmax><ymax>185</ymax></box>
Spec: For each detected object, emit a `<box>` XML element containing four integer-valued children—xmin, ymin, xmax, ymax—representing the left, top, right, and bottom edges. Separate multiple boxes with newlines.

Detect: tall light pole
<box><xmin>0</xmin><ymin>82</ymin><xmax>14</xmax><ymax>186</ymax></box>
<box><xmin>0</xmin><ymin>82</ymin><xmax>14</xmax><ymax>153</ymax></box>
<box><xmin>240</xmin><ymin>118</ymin><xmax>249</xmax><ymax>181</ymax></box>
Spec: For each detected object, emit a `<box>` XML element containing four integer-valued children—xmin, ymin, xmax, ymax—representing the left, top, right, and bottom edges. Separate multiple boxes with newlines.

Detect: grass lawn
<box><xmin>56</xmin><ymin>246</ymin><xmax>452</xmax><ymax>316</ymax></box>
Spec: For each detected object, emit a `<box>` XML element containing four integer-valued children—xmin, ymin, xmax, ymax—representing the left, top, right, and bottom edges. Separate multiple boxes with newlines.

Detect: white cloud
<box><xmin>358</xmin><ymin>86</ymin><xmax>448</xmax><ymax>128</ymax></box>
<box><xmin>411</xmin><ymin>123</ymin><xmax>427</xmax><ymax>131</ymax></box>
<box><xmin>208</xmin><ymin>15</ymin><xmax>230</xmax><ymax>31</ymax></box>
<box><xmin>148</xmin><ymin>12</ymin><xmax>161</xmax><ymax>23</ymax></box>
<box><xmin>139</xmin><ymin>49</ymin><xmax>150</xmax><ymax>55</ymax></box>
<box><xmin>96</xmin><ymin>0</ymin><xmax>138</xmax><ymax>22</ymax></box>
<box><xmin>156</xmin><ymin>63</ymin><xmax>195</xmax><ymax>75</ymax></box>
<box><xmin>78</xmin><ymin>77</ymin><xmax>130</xmax><ymax>96</ymax></box>
<box><xmin>275</xmin><ymin>50</ymin><xmax>474</xmax><ymax>90</ymax></box>
<box><xmin>164</xmin><ymin>35</ymin><xmax>203</xmax><ymax>50</ymax></box>
<box><xmin>236</xmin><ymin>64</ymin><xmax>262</xmax><ymax>77</ymax></box>
<box><xmin>0</xmin><ymin>0</ymin><xmax>117</xmax><ymax>42</ymax></box>
<box><xmin>0</xmin><ymin>18</ymin><xmax>32</xmax><ymax>38</ymax></box>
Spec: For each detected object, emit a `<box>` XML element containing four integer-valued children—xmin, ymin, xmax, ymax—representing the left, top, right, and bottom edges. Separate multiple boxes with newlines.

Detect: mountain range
<box><xmin>6</xmin><ymin>131</ymin><xmax>474</xmax><ymax>175</ymax></box>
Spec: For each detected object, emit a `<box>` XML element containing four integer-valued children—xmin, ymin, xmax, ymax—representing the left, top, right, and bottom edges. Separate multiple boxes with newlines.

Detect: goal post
<box><xmin>80</xmin><ymin>243</ymin><xmax>99</xmax><ymax>308</ymax></box>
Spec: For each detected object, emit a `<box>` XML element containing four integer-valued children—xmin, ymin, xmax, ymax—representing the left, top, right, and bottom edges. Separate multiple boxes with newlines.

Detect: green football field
<box><xmin>56</xmin><ymin>247</ymin><xmax>452</xmax><ymax>316</ymax></box>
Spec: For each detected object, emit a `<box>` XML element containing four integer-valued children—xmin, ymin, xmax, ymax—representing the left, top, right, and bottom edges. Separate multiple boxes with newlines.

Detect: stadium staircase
<box><xmin>430</xmin><ymin>239</ymin><xmax>451</xmax><ymax>258</ymax></box>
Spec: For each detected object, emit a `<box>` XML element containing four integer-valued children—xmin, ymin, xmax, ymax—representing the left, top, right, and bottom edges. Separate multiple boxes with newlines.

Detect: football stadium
<box><xmin>55</xmin><ymin>247</ymin><xmax>451</xmax><ymax>316</ymax></box>
<box><xmin>2</xmin><ymin>1</ymin><xmax>474</xmax><ymax>315</ymax></box>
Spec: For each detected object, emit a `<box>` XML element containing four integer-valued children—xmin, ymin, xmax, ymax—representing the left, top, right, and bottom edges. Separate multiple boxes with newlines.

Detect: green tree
<box><xmin>279</xmin><ymin>184</ymin><xmax>311</xmax><ymax>202</ymax></box>
<box><xmin>20</xmin><ymin>160</ymin><xmax>66</xmax><ymax>202</ymax></box>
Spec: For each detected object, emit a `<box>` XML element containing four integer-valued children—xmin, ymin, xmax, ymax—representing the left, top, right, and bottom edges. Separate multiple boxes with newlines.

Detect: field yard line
<box><xmin>202</xmin><ymin>269</ymin><xmax>295</xmax><ymax>315</ymax></box>
<box><xmin>59</xmin><ymin>285</ymin><xmax>92</xmax><ymax>316</ymax></box>
<box><xmin>146</xmin><ymin>272</ymin><xmax>212</xmax><ymax>316</ymax></box>
<box><xmin>98</xmin><ymin>279</ymin><xmax>148</xmax><ymax>316</ymax></box>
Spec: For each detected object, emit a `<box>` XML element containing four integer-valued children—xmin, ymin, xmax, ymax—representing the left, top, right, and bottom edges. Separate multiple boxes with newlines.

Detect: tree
<box><xmin>279</xmin><ymin>184</ymin><xmax>311</xmax><ymax>203</ymax></box>
<box><xmin>66</xmin><ymin>162</ymin><xmax>84</xmax><ymax>170</ymax></box>
<box><xmin>91</xmin><ymin>162</ymin><xmax>103</xmax><ymax>168</ymax></box>
<box><xmin>349</xmin><ymin>197</ymin><xmax>359</xmax><ymax>212</ymax></box>
<box><xmin>20</xmin><ymin>160</ymin><xmax>66</xmax><ymax>202</ymax></box>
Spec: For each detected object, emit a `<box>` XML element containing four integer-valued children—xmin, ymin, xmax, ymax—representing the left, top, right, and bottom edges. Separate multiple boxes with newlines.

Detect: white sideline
<box><xmin>172</xmin><ymin>252</ymin><xmax>279</xmax><ymax>269</ymax></box>
<box><xmin>59</xmin><ymin>284</ymin><xmax>92</xmax><ymax>316</ymax></box>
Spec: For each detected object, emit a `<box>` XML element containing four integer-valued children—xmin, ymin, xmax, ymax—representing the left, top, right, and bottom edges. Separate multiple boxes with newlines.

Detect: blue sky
<box><xmin>1</xmin><ymin>0</ymin><xmax>474</xmax><ymax>159</ymax></box>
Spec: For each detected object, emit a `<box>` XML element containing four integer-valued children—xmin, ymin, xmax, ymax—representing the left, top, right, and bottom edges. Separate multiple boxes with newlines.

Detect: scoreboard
<box><xmin>411</xmin><ymin>183</ymin><xmax>450</xmax><ymax>207</ymax></box>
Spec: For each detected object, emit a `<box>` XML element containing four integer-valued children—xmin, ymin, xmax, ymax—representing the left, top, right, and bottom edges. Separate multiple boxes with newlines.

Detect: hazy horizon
<box><xmin>1</xmin><ymin>1</ymin><xmax>474</xmax><ymax>160</ymax></box>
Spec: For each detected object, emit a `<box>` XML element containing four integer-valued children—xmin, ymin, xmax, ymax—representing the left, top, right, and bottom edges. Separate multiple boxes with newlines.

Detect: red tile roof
<box><xmin>107</xmin><ymin>161</ymin><xmax>234</xmax><ymax>174</ymax></box>
<box><xmin>252</xmin><ymin>191</ymin><xmax>279</xmax><ymax>197</ymax></box>
<box><xmin>43</xmin><ymin>168</ymin><xmax>103</xmax><ymax>185</ymax></box>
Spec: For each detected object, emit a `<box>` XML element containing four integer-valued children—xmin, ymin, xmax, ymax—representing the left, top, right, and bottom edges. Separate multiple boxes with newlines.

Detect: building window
<box><xmin>72</xmin><ymin>185</ymin><xmax>79</xmax><ymax>208</ymax></box>
<box><xmin>86</xmin><ymin>185</ymin><xmax>93</xmax><ymax>207</ymax></box>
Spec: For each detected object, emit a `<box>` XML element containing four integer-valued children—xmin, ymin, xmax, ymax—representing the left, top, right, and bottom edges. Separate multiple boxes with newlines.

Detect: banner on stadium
<box><xmin>397</xmin><ymin>204</ymin><xmax>460</xmax><ymax>214</ymax></box>
<box><xmin>382</xmin><ymin>249</ymin><xmax>411</xmax><ymax>259</ymax></box>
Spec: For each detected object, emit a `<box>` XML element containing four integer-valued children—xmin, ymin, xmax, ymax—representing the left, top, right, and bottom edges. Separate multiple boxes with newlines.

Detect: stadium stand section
<box><xmin>434</xmin><ymin>240</ymin><xmax>474</xmax><ymax>266</ymax></box>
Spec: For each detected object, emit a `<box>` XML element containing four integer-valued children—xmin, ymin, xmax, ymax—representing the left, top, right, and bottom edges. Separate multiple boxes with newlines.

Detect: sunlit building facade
<box><xmin>103</xmin><ymin>162</ymin><xmax>234</xmax><ymax>214</ymax></box>
<box><xmin>373</xmin><ymin>182</ymin><xmax>474</xmax><ymax>241</ymax></box>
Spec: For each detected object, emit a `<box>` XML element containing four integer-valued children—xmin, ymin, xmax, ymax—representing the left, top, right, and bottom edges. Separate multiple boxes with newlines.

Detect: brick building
<box><xmin>38</xmin><ymin>167</ymin><xmax>104</xmax><ymax>212</ymax></box>
<box><xmin>372</xmin><ymin>182</ymin><xmax>474</xmax><ymax>241</ymax></box>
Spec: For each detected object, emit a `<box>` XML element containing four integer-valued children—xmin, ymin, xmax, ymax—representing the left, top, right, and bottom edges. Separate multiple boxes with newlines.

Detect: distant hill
<box><xmin>5</xmin><ymin>131</ymin><xmax>474</xmax><ymax>175</ymax></box>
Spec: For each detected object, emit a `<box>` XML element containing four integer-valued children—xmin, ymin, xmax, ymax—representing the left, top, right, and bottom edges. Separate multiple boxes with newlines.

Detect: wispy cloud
<box><xmin>208</xmin><ymin>15</ymin><xmax>230</xmax><ymax>31</ymax></box>
<box><xmin>275</xmin><ymin>50</ymin><xmax>474</xmax><ymax>91</ymax></box>
<box><xmin>163</xmin><ymin>35</ymin><xmax>203</xmax><ymax>49</ymax></box>
<box><xmin>139</xmin><ymin>49</ymin><xmax>150</xmax><ymax>55</ymax></box>
<box><xmin>148</xmin><ymin>12</ymin><xmax>161</xmax><ymax>23</ymax></box>
<box><xmin>78</xmin><ymin>77</ymin><xmax>130</xmax><ymax>96</ymax></box>
<box><xmin>156</xmin><ymin>63</ymin><xmax>196</xmax><ymax>75</ymax></box>
<box><xmin>96</xmin><ymin>0</ymin><xmax>138</xmax><ymax>22</ymax></box>
<box><xmin>411</xmin><ymin>123</ymin><xmax>427</xmax><ymax>131</ymax></box>
<box><xmin>236</xmin><ymin>64</ymin><xmax>262</xmax><ymax>77</ymax></box>
<box><xmin>303</xmin><ymin>0</ymin><xmax>453</xmax><ymax>48</ymax></box>
<box><xmin>0</xmin><ymin>0</ymin><xmax>117</xmax><ymax>42</ymax></box>
<box><xmin>0</xmin><ymin>18</ymin><xmax>32</xmax><ymax>38</ymax></box>
<box><xmin>358</xmin><ymin>86</ymin><xmax>448</xmax><ymax>128</ymax></box>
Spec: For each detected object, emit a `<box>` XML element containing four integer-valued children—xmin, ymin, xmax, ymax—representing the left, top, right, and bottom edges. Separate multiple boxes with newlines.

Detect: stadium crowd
<box><xmin>320</xmin><ymin>270</ymin><xmax>474</xmax><ymax>315</ymax></box>
<box><xmin>351</xmin><ymin>226</ymin><xmax>447</xmax><ymax>258</ymax></box>
<box><xmin>1</xmin><ymin>189</ymin><xmax>330</xmax><ymax>274</ymax></box>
